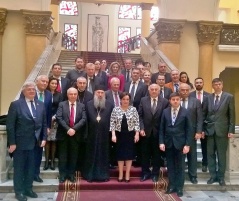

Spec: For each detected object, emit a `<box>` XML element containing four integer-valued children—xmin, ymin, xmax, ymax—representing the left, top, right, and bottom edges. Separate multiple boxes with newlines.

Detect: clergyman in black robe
<box><xmin>82</xmin><ymin>85</ymin><xmax>114</xmax><ymax>182</ymax></box>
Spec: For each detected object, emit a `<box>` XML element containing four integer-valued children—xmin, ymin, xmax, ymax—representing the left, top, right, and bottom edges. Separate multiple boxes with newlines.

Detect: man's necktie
<box><xmin>197</xmin><ymin>91</ymin><xmax>201</xmax><ymax>101</ymax></box>
<box><xmin>160</xmin><ymin>88</ymin><xmax>163</xmax><ymax>98</ymax></box>
<box><xmin>39</xmin><ymin>92</ymin><xmax>43</xmax><ymax>102</ymax></box>
<box><xmin>214</xmin><ymin>95</ymin><xmax>219</xmax><ymax>106</ymax></box>
<box><xmin>174</xmin><ymin>84</ymin><xmax>179</xmax><ymax>92</ymax></box>
<box><xmin>56</xmin><ymin>80</ymin><xmax>61</xmax><ymax>92</ymax></box>
<box><xmin>182</xmin><ymin>98</ymin><xmax>186</xmax><ymax>108</ymax></box>
<box><xmin>126</xmin><ymin>70</ymin><xmax>130</xmax><ymax>82</ymax></box>
<box><xmin>130</xmin><ymin>82</ymin><xmax>136</xmax><ymax>102</ymax></box>
<box><xmin>114</xmin><ymin>92</ymin><xmax>119</xmax><ymax>107</ymax></box>
<box><xmin>172</xmin><ymin>109</ymin><xmax>177</xmax><ymax>125</ymax></box>
<box><xmin>88</xmin><ymin>78</ymin><xmax>93</xmax><ymax>93</ymax></box>
<box><xmin>30</xmin><ymin>100</ymin><xmax>37</xmax><ymax>118</ymax></box>
<box><xmin>69</xmin><ymin>104</ymin><xmax>75</xmax><ymax>127</ymax></box>
<box><xmin>151</xmin><ymin>98</ymin><xmax>157</xmax><ymax>114</ymax></box>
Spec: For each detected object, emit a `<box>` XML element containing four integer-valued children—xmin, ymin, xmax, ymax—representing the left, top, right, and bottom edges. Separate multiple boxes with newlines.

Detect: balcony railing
<box><xmin>118</xmin><ymin>34</ymin><xmax>141</xmax><ymax>53</ymax></box>
<box><xmin>62</xmin><ymin>33</ymin><xmax>77</xmax><ymax>51</ymax></box>
<box><xmin>220</xmin><ymin>23</ymin><xmax>239</xmax><ymax>45</ymax></box>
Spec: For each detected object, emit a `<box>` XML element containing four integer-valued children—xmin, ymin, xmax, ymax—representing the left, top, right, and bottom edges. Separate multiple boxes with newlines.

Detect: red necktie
<box><xmin>114</xmin><ymin>92</ymin><xmax>119</xmax><ymax>107</ymax></box>
<box><xmin>197</xmin><ymin>91</ymin><xmax>201</xmax><ymax>102</ymax></box>
<box><xmin>56</xmin><ymin>81</ymin><xmax>61</xmax><ymax>92</ymax></box>
<box><xmin>69</xmin><ymin>104</ymin><xmax>74</xmax><ymax>127</ymax></box>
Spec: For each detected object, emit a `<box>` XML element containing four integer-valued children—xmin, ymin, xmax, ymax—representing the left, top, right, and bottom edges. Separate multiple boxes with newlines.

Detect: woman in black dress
<box><xmin>110</xmin><ymin>92</ymin><xmax>140</xmax><ymax>182</ymax></box>
<box><xmin>43</xmin><ymin>77</ymin><xmax>62</xmax><ymax>170</ymax></box>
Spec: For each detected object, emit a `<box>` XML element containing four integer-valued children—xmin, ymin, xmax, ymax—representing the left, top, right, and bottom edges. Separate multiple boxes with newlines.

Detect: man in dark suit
<box><xmin>7</xmin><ymin>82</ymin><xmax>47</xmax><ymax>201</ymax></box>
<box><xmin>85</xmin><ymin>63</ymin><xmax>104</xmax><ymax>92</ymax></box>
<box><xmin>138</xmin><ymin>84</ymin><xmax>168</xmax><ymax>182</ymax></box>
<box><xmin>56</xmin><ymin>87</ymin><xmax>86</xmax><ymax>183</ymax></box>
<box><xmin>203</xmin><ymin>78</ymin><xmax>235</xmax><ymax>186</ymax></box>
<box><xmin>189</xmin><ymin>77</ymin><xmax>210</xmax><ymax>172</ymax></box>
<box><xmin>124</xmin><ymin>67</ymin><xmax>148</xmax><ymax>111</ymax></box>
<box><xmin>156</xmin><ymin>74</ymin><xmax>173</xmax><ymax>99</ymax></box>
<box><xmin>159</xmin><ymin>92</ymin><xmax>192</xmax><ymax>197</ymax></box>
<box><xmin>121</xmin><ymin>58</ymin><xmax>133</xmax><ymax>83</ymax></box>
<box><xmin>179</xmin><ymin>83</ymin><xmax>203</xmax><ymax>184</ymax></box>
<box><xmin>65</xmin><ymin>56</ymin><xmax>86</xmax><ymax>86</ymax></box>
<box><xmin>50</xmin><ymin>63</ymin><xmax>70</xmax><ymax>100</ymax></box>
<box><xmin>34</xmin><ymin>75</ymin><xmax>52</xmax><ymax>183</ymax></box>
<box><xmin>76</xmin><ymin>76</ymin><xmax>93</xmax><ymax>105</ymax></box>
<box><xmin>105</xmin><ymin>77</ymin><xmax>121</xmax><ymax>107</ymax></box>
<box><xmin>151</xmin><ymin>62</ymin><xmax>172</xmax><ymax>84</ymax></box>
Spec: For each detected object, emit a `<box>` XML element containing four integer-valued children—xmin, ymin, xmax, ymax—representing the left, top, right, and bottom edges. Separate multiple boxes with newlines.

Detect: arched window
<box><xmin>60</xmin><ymin>1</ymin><xmax>78</xmax><ymax>16</ymax></box>
<box><xmin>118</xmin><ymin>5</ymin><xmax>159</xmax><ymax>21</ymax></box>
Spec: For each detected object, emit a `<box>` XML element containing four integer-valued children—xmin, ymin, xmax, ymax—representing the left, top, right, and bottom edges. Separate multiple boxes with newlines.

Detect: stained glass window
<box><xmin>118</xmin><ymin>27</ymin><xmax>131</xmax><ymax>53</ymax></box>
<box><xmin>118</xmin><ymin>5</ymin><xmax>159</xmax><ymax>21</ymax></box>
<box><xmin>60</xmin><ymin>1</ymin><xmax>78</xmax><ymax>16</ymax></box>
<box><xmin>64</xmin><ymin>24</ymin><xmax>78</xmax><ymax>39</ymax></box>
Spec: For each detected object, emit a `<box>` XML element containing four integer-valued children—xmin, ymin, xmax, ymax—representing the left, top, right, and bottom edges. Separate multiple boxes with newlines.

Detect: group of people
<box><xmin>6</xmin><ymin>56</ymin><xmax>235</xmax><ymax>200</ymax></box>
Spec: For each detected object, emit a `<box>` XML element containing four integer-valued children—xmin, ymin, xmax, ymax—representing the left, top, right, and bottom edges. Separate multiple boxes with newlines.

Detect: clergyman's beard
<box><xmin>94</xmin><ymin>95</ymin><xmax>106</xmax><ymax>109</ymax></box>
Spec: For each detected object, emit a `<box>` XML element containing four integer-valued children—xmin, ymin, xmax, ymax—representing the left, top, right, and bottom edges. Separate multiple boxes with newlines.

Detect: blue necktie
<box><xmin>30</xmin><ymin>100</ymin><xmax>37</xmax><ymax>118</ymax></box>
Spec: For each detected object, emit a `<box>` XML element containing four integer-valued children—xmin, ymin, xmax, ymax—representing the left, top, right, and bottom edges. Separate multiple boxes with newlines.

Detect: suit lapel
<box><xmin>21</xmin><ymin>99</ymin><xmax>35</xmax><ymax>120</ymax></box>
<box><xmin>155</xmin><ymin>96</ymin><xmax>163</xmax><ymax>114</ymax></box>
<box><xmin>64</xmin><ymin>101</ymin><xmax>70</xmax><ymax>121</ymax></box>
<box><xmin>214</xmin><ymin>92</ymin><xmax>225</xmax><ymax>111</ymax></box>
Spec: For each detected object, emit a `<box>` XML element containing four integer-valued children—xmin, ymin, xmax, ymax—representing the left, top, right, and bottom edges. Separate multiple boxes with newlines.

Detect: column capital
<box><xmin>0</xmin><ymin>8</ymin><xmax>8</xmax><ymax>35</ymax></box>
<box><xmin>21</xmin><ymin>9</ymin><xmax>52</xmax><ymax>36</ymax></box>
<box><xmin>154</xmin><ymin>18</ymin><xmax>186</xmax><ymax>44</ymax></box>
<box><xmin>141</xmin><ymin>3</ymin><xmax>153</xmax><ymax>11</ymax></box>
<box><xmin>197</xmin><ymin>21</ymin><xmax>223</xmax><ymax>45</ymax></box>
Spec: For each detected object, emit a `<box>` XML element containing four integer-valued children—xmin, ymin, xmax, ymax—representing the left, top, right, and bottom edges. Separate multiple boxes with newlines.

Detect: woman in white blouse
<box><xmin>110</xmin><ymin>92</ymin><xmax>140</xmax><ymax>182</ymax></box>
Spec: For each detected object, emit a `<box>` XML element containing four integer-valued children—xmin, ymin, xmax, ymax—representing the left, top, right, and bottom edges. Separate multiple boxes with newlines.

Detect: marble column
<box><xmin>154</xmin><ymin>18</ymin><xmax>186</xmax><ymax>67</ymax></box>
<box><xmin>21</xmin><ymin>9</ymin><xmax>52</xmax><ymax>78</ymax></box>
<box><xmin>0</xmin><ymin>8</ymin><xmax>7</xmax><ymax>114</ymax></box>
<box><xmin>141</xmin><ymin>3</ymin><xmax>153</xmax><ymax>38</ymax></box>
<box><xmin>0</xmin><ymin>126</ymin><xmax>7</xmax><ymax>183</ymax></box>
<box><xmin>196</xmin><ymin>21</ymin><xmax>223</xmax><ymax>92</ymax></box>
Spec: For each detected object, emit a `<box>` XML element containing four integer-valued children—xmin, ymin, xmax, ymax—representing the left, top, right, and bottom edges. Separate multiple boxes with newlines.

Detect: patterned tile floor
<box><xmin>1</xmin><ymin>191</ymin><xmax>239</xmax><ymax>201</ymax></box>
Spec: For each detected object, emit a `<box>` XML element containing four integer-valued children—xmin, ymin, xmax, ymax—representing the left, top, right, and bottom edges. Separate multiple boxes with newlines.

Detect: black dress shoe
<box><xmin>50</xmin><ymin>161</ymin><xmax>55</xmax><ymax>170</ymax></box>
<box><xmin>15</xmin><ymin>193</ymin><xmax>27</xmax><ymax>201</ymax></box>
<box><xmin>202</xmin><ymin>165</ymin><xmax>207</xmax><ymax>172</ymax></box>
<box><xmin>68</xmin><ymin>175</ymin><xmax>76</xmax><ymax>183</ymax></box>
<box><xmin>219</xmin><ymin>178</ymin><xmax>226</xmax><ymax>186</ymax></box>
<box><xmin>207</xmin><ymin>177</ymin><xmax>218</xmax><ymax>184</ymax></box>
<box><xmin>140</xmin><ymin>174</ymin><xmax>151</xmax><ymax>182</ymax></box>
<box><xmin>34</xmin><ymin>176</ymin><xmax>43</xmax><ymax>183</ymax></box>
<box><xmin>165</xmin><ymin>188</ymin><xmax>176</xmax><ymax>194</ymax></box>
<box><xmin>118</xmin><ymin>178</ymin><xmax>124</xmax><ymax>182</ymax></box>
<box><xmin>177</xmin><ymin>189</ymin><xmax>183</xmax><ymax>197</ymax></box>
<box><xmin>24</xmin><ymin>190</ymin><xmax>38</xmax><ymax>198</ymax></box>
<box><xmin>152</xmin><ymin>175</ymin><xmax>159</xmax><ymax>182</ymax></box>
<box><xmin>43</xmin><ymin>164</ymin><xmax>49</xmax><ymax>170</ymax></box>
<box><xmin>125</xmin><ymin>179</ymin><xmax>130</xmax><ymax>183</ymax></box>
<box><xmin>190</xmin><ymin>177</ymin><xmax>198</xmax><ymax>184</ymax></box>
<box><xmin>59</xmin><ymin>176</ymin><xmax>66</xmax><ymax>183</ymax></box>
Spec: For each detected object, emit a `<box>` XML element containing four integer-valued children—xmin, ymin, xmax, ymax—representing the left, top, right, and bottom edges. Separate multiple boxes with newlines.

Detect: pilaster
<box><xmin>0</xmin><ymin>8</ymin><xmax>7</xmax><ymax>114</ymax></box>
<box><xmin>197</xmin><ymin>21</ymin><xmax>223</xmax><ymax>92</ymax></box>
<box><xmin>21</xmin><ymin>9</ymin><xmax>52</xmax><ymax>77</ymax></box>
<box><xmin>141</xmin><ymin>3</ymin><xmax>153</xmax><ymax>37</ymax></box>
<box><xmin>154</xmin><ymin>18</ymin><xmax>186</xmax><ymax>67</ymax></box>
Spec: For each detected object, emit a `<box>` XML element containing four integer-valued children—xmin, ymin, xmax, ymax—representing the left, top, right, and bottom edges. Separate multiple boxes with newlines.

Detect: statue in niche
<box><xmin>92</xmin><ymin>16</ymin><xmax>104</xmax><ymax>52</ymax></box>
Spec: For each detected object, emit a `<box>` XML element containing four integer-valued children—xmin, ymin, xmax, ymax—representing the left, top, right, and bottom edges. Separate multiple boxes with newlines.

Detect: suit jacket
<box><xmin>203</xmin><ymin>92</ymin><xmax>235</xmax><ymax>137</ymax></box>
<box><xmin>56</xmin><ymin>101</ymin><xmax>87</xmax><ymax>141</ymax></box>
<box><xmin>151</xmin><ymin>72</ymin><xmax>172</xmax><ymax>84</ymax></box>
<box><xmin>7</xmin><ymin>98</ymin><xmax>47</xmax><ymax>150</ymax></box>
<box><xmin>159</xmin><ymin>106</ymin><xmax>192</xmax><ymax>150</ymax></box>
<box><xmin>121</xmin><ymin>69</ymin><xmax>132</xmax><ymax>82</ymax></box>
<box><xmin>162</xmin><ymin>87</ymin><xmax>173</xmax><ymax>100</ymax></box>
<box><xmin>164</xmin><ymin>82</ymin><xmax>180</xmax><ymax>92</ymax></box>
<box><xmin>97</xmin><ymin>71</ymin><xmax>108</xmax><ymax>90</ymax></box>
<box><xmin>105</xmin><ymin>90</ymin><xmax>122</xmax><ymax>107</ymax></box>
<box><xmin>185</xmin><ymin>97</ymin><xmax>203</xmax><ymax>140</ymax></box>
<box><xmin>77</xmin><ymin>90</ymin><xmax>93</xmax><ymax>105</ymax></box>
<box><xmin>189</xmin><ymin>90</ymin><xmax>210</xmax><ymax>106</ymax></box>
<box><xmin>124</xmin><ymin>81</ymin><xmax>148</xmax><ymax>110</ymax></box>
<box><xmin>85</xmin><ymin>75</ymin><xmax>104</xmax><ymax>92</ymax></box>
<box><xmin>138</xmin><ymin>96</ymin><xmax>168</xmax><ymax>138</ymax></box>
<box><xmin>49</xmin><ymin>76</ymin><xmax>70</xmax><ymax>100</ymax></box>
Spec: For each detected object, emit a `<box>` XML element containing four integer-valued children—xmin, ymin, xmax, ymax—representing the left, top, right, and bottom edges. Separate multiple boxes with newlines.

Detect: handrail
<box><xmin>62</xmin><ymin>33</ymin><xmax>77</xmax><ymax>51</ymax></box>
<box><xmin>14</xmin><ymin>32</ymin><xmax>63</xmax><ymax>100</ymax></box>
<box><xmin>118</xmin><ymin>34</ymin><xmax>141</xmax><ymax>53</ymax></box>
<box><xmin>140</xmin><ymin>37</ymin><xmax>178</xmax><ymax>73</ymax></box>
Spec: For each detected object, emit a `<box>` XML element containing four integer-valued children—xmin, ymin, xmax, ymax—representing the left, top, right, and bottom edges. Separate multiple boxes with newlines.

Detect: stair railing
<box><xmin>140</xmin><ymin>36</ymin><xmax>178</xmax><ymax>73</ymax></box>
<box><xmin>118</xmin><ymin>34</ymin><xmax>141</xmax><ymax>53</ymax></box>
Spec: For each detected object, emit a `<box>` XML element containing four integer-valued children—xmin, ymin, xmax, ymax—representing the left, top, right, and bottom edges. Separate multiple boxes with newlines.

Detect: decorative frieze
<box><xmin>0</xmin><ymin>8</ymin><xmax>7</xmax><ymax>35</ymax></box>
<box><xmin>197</xmin><ymin>21</ymin><xmax>223</xmax><ymax>45</ymax></box>
<box><xmin>220</xmin><ymin>23</ymin><xmax>239</xmax><ymax>45</ymax></box>
<box><xmin>21</xmin><ymin>9</ymin><xmax>52</xmax><ymax>36</ymax></box>
<box><xmin>153</xmin><ymin>18</ymin><xmax>186</xmax><ymax>44</ymax></box>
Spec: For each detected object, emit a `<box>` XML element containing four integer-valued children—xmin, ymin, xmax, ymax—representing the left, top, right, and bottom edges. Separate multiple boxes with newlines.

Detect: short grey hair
<box><xmin>110</xmin><ymin>77</ymin><xmax>120</xmax><ymax>85</ymax></box>
<box><xmin>77</xmin><ymin>76</ymin><xmax>87</xmax><ymax>82</ymax></box>
<box><xmin>67</xmin><ymin>87</ymin><xmax>78</xmax><ymax>94</ymax></box>
<box><xmin>22</xmin><ymin>81</ymin><xmax>36</xmax><ymax>91</ymax></box>
<box><xmin>36</xmin><ymin>75</ymin><xmax>48</xmax><ymax>82</ymax></box>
